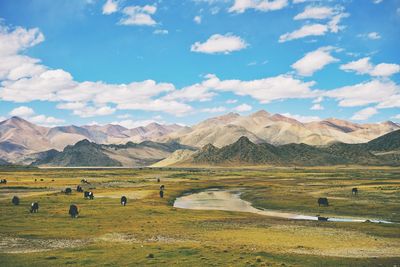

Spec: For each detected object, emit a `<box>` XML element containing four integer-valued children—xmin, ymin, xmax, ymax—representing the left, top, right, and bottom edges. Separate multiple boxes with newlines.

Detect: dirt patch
<box><xmin>0</xmin><ymin>235</ymin><xmax>88</xmax><ymax>254</ymax></box>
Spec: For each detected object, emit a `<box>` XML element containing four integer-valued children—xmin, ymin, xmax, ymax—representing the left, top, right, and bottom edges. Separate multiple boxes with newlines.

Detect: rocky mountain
<box><xmin>33</xmin><ymin>139</ymin><xmax>196</xmax><ymax>167</ymax></box>
<box><xmin>179</xmin><ymin>130</ymin><xmax>400</xmax><ymax>167</ymax></box>
<box><xmin>0</xmin><ymin>112</ymin><xmax>399</xmax><ymax>164</ymax></box>
<box><xmin>158</xmin><ymin>111</ymin><xmax>400</xmax><ymax>148</ymax></box>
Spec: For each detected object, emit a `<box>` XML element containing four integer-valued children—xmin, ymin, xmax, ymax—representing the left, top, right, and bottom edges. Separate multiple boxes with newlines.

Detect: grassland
<box><xmin>0</xmin><ymin>167</ymin><xmax>399</xmax><ymax>266</ymax></box>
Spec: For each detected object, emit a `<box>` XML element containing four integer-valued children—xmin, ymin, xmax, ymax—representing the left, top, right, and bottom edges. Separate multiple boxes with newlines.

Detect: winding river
<box><xmin>173</xmin><ymin>188</ymin><xmax>393</xmax><ymax>224</ymax></box>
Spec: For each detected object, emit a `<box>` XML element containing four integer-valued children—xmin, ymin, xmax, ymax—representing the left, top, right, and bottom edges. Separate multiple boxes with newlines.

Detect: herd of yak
<box><xmin>4</xmin><ymin>178</ymin><xmax>167</xmax><ymax>218</ymax></box>
<box><xmin>2</xmin><ymin>177</ymin><xmax>359</xmax><ymax>221</ymax></box>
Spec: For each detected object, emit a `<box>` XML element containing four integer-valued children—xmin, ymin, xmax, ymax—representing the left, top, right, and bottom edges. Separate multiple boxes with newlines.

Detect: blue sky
<box><xmin>0</xmin><ymin>0</ymin><xmax>399</xmax><ymax>128</ymax></box>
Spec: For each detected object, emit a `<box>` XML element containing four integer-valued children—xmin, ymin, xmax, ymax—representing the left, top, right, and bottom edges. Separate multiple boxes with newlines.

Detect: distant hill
<box><xmin>32</xmin><ymin>139</ymin><xmax>196</xmax><ymax>167</ymax></box>
<box><xmin>188</xmin><ymin>132</ymin><xmax>400</xmax><ymax>166</ymax></box>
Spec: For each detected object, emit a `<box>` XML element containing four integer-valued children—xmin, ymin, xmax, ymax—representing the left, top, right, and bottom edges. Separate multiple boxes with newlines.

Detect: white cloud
<box><xmin>373</xmin><ymin>0</ymin><xmax>384</xmax><ymax>4</ymax></box>
<box><xmin>9</xmin><ymin>106</ymin><xmax>35</xmax><ymax>117</ymax></box>
<box><xmin>153</xmin><ymin>29</ymin><xmax>168</xmax><ymax>35</ymax></box>
<box><xmin>119</xmin><ymin>5</ymin><xmax>157</xmax><ymax>26</ymax></box>
<box><xmin>194</xmin><ymin>16</ymin><xmax>202</xmax><ymax>24</ymax></box>
<box><xmin>226</xmin><ymin>99</ymin><xmax>238</xmax><ymax>104</ymax></box>
<box><xmin>340</xmin><ymin>57</ymin><xmax>400</xmax><ymax>77</ymax></box>
<box><xmin>229</xmin><ymin>0</ymin><xmax>288</xmax><ymax>13</ymax></box>
<box><xmin>117</xmin><ymin>114</ymin><xmax>132</xmax><ymax>119</ymax></box>
<box><xmin>0</xmin><ymin>25</ymin><xmax>44</xmax><ymax>56</ymax></box>
<box><xmin>8</xmin><ymin>106</ymin><xmax>64</xmax><ymax>126</ymax></box>
<box><xmin>282</xmin><ymin>113</ymin><xmax>321</xmax><ymax>122</ymax></box>
<box><xmin>294</xmin><ymin>6</ymin><xmax>334</xmax><ymax>20</ymax></box>
<box><xmin>163</xmin><ymin>84</ymin><xmax>216</xmax><ymax>102</ymax></box>
<box><xmin>201</xmin><ymin>106</ymin><xmax>227</xmax><ymax>113</ymax></box>
<box><xmin>367</xmin><ymin>32</ymin><xmax>381</xmax><ymax>40</ymax></box>
<box><xmin>279</xmin><ymin>24</ymin><xmax>328</xmax><ymax>42</ymax></box>
<box><xmin>325</xmin><ymin>80</ymin><xmax>399</xmax><ymax>107</ymax></box>
<box><xmin>191</xmin><ymin>33</ymin><xmax>248</xmax><ymax>54</ymax></box>
<box><xmin>202</xmin><ymin>74</ymin><xmax>317</xmax><ymax>103</ymax></box>
<box><xmin>291</xmin><ymin>46</ymin><xmax>339</xmax><ymax>76</ymax></box>
<box><xmin>102</xmin><ymin>0</ymin><xmax>118</xmax><ymax>15</ymax></box>
<box><xmin>311</xmin><ymin>103</ymin><xmax>324</xmax><ymax>110</ymax></box>
<box><xmin>351</xmin><ymin>107</ymin><xmax>377</xmax><ymax>121</ymax></box>
<box><xmin>279</xmin><ymin>10</ymin><xmax>348</xmax><ymax>42</ymax></box>
<box><xmin>234</xmin><ymin>103</ymin><xmax>253</xmax><ymax>112</ymax></box>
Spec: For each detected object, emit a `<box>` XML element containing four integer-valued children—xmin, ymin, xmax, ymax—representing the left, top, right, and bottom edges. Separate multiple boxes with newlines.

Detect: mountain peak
<box><xmin>250</xmin><ymin>110</ymin><xmax>270</xmax><ymax>118</ymax></box>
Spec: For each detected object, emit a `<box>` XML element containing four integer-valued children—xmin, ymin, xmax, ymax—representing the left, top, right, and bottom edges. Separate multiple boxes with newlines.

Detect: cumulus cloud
<box><xmin>291</xmin><ymin>46</ymin><xmax>339</xmax><ymax>76</ymax></box>
<box><xmin>229</xmin><ymin>0</ymin><xmax>288</xmax><ymax>13</ymax></box>
<box><xmin>234</xmin><ymin>103</ymin><xmax>253</xmax><ymax>112</ymax></box>
<box><xmin>294</xmin><ymin>6</ymin><xmax>334</xmax><ymax>20</ymax></box>
<box><xmin>351</xmin><ymin>107</ymin><xmax>378</xmax><ymax>121</ymax></box>
<box><xmin>9</xmin><ymin>106</ymin><xmax>64</xmax><ymax>126</ymax></box>
<box><xmin>201</xmin><ymin>74</ymin><xmax>318</xmax><ymax>103</ymax></box>
<box><xmin>340</xmin><ymin>57</ymin><xmax>400</xmax><ymax>77</ymax></box>
<box><xmin>164</xmin><ymin>84</ymin><xmax>216</xmax><ymax>102</ymax></box>
<box><xmin>119</xmin><ymin>5</ymin><xmax>157</xmax><ymax>26</ymax></box>
<box><xmin>280</xmin><ymin>8</ymin><xmax>348</xmax><ymax>42</ymax></box>
<box><xmin>325</xmin><ymin>80</ymin><xmax>399</xmax><ymax>107</ymax></box>
<box><xmin>102</xmin><ymin>0</ymin><xmax>118</xmax><ymax>15</ymax></box>
<box><xmin>191</xmin><ymin>33</ymin><xmax>248</xmax><ymax>54</ymax></box>
<box><xmin>9</xmin><ymin>106</ymin><xmax>35</xmax><ymax>117</ymax></box>
<box><xmin>311</xmin><ymin>103</ymin><xmax>324</xmax><ymax>110</ymax></box>
<box><xmin>0</xmin><ymin>23</ymin><xmax>193</xmax><ymax>118</ymax></box>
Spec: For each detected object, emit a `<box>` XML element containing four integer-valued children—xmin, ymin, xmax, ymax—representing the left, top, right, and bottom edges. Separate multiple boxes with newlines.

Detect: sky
<box><xmin>0</xmin><ymin>0</ymin><xmax>399</xmax><ymax>128</ymax></box>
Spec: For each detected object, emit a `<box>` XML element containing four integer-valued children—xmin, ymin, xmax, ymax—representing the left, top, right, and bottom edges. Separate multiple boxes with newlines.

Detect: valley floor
<box><xmin>0</xmin><ymin>167</ymin><xmax>399</xmax><ymax>266</ymax></box>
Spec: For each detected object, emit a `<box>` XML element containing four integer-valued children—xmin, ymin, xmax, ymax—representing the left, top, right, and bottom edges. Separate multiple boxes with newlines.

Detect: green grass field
<box><xmin>0</xmin><ymin>167</ymin><xmax>399</xmax><ymax>266</ymax></box>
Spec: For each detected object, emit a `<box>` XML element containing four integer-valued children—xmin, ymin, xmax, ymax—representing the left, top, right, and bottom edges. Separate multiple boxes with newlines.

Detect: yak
<box><xmin>84</xmin><ymin>191</ymin><xmax>94</xmax><ymax>200</ymax></box>
<box><xmin>12</xmin><ymin>196</ymin><xmax>20</xmax><ymax>205</ymax></box>
<box><xmin>318</xmin><ymin>198</ymin><xmax>329</xmax><ymax>207</ymax></box>
<box><xmin>30</xmin><ymin>202</ymin><xmax>39</xmax><ymax>213</ymax></box>
<box><xmin>0</xmin><ymin>179</ymin><xmax>7</xmax><ymax>184</ymax></box>
<box><xmin>159</xmin><ymin>190</ymin><xmax>164</xmax><ymax>198</ymax></box>
<box><xmin>69</xmin><ymin>204</ymin><xmax>79</xmax><ymax>218</ymax></box>
<box><xmin>76</xmin><ymin>185</ymin><xmax>83</xmax><ymax>192</ymax></box>
<box><xmin>121</xmin><ymin>196</ymin><xmax>127</xmax><ymax>206</ymax></box>
<box><xmin>160</xmin><ymin>185</ymin><xmax>165</xmax><ymax>191</ymax></box>
<box><xmin>65</xmin><ymin>188</ymin><xmax>72</xmax><ymax>194</ymax></box>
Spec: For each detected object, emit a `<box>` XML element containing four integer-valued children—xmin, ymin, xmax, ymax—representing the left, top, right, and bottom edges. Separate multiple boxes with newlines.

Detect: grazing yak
<box><xmin>69</xmin><ymin>204</ymin><xmax>79</xmax><ymax>218</ymax></box>
<box><xmin>121</xmin><ymin>196</ymin><xmax>127</xmax><ymax>206</ymax></box>
<box><xmin>84</xmin><ymin>191</ymin><xmax>94</xmax><ymax>200</ymax></box>
<box><xmin>76</xmin><ymin>185</ymin><xmax>83</xmax><ymax>192</ymax></box>
<box><xmin>12</xmin><ymin>196</ymin><xmax>20</xmax><ymax>205</ymax></box>
<box><xmin>65</xmin><ymin>188</ymin><xmax>72</xmax><ymax>194</ymax></box>
<box><xmin>157</xmin><ymin>178</ymin><xmax>160</xmax><ymax>183</ymax></box>
<box><xmin>352</xmin><ymin>188</ymin><xmax>358</xmax><ymax>195</ymax></box>
<box><xmin>30</xmin><ymin>202</ymin><xmax>39</xmax><ymax>213</ymax></box>
<box><xmin>0</xmin><ymin>179</ymin><xmax>7</xmax><ymax>184</ymax></box>
<box><xmin>318</xmin><ymin>198</ymin><xmax>329</xmax><ymax>207</ymax></box>
<box><xmin>81</xmin><ymin>179</ymin><xmax>90</xmax><ymax>184</ymax></box>
<box><xmin>317</xmin><ymin>216</ymin><xmax>329</xmax><ymax>221</ymax></box>
<box><xmin>160</xmin><ymin>185</ymin><xmax>165</xmax><ymax>191</ymax></box>
<box><xmin>159</xmin><ymin>190</ymin><xmax>164</xmax><ymax>198</ymax></box>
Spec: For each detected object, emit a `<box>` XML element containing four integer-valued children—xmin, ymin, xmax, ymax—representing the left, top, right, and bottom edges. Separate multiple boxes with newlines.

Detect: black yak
<box><xmin>69</xmin><ymin>204</ymin><xmax>79</xmax><ymax>218</ymax></box>
<box><xmin>121</xmin><ymin>196</ymin><xmax>127</xmax><ymax>206</ymax></box>
<box><xmin>318</xmin><ymin>198</ymin><xmax>329</xmax><ymax>207</ymax></box>
<box><xmin>159</xmin><ymin>190</ymin><xmax>164</xmax><ymax>198</ymax></box>
<box><xmin>352</xmin><ymin>188</ymin><xmax>358</xmax><ymax>195</ymax></box>
<box><xmin>30</xmin><ymin>202</ymin><xmax>39</xmax><ymax>213</ymax></box>
<box><xmin>12</xmin><ymin>196</ymin><xmax>20</xmax><ymax>205</ymax></box>
<box><xmin>84</xmin><ymin>191</ymin><xmax>94</xmax><ymax>200</ymax></box>
<box><xmin>65</xmin><ymin>188</ymin><xmax>72</xmax><ymax>194</ymax></box>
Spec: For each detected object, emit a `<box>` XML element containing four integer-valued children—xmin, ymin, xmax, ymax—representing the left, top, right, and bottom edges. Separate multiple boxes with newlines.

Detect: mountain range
<box><xmin>158</xmin><ymin>130</ymin><xmax>400</xmax><ymax>167</ymax></box>
<box><xmin>0</xmin><ymin>111</ymin><xmax>399</xmax><ymax>166</ymax></box>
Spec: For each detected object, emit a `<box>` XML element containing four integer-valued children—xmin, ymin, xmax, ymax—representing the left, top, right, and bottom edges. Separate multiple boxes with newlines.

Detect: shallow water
<box><xmin>174</xmin><ymin>189</ymin><xmax>393</xmax><ymax>224</ymax></box>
